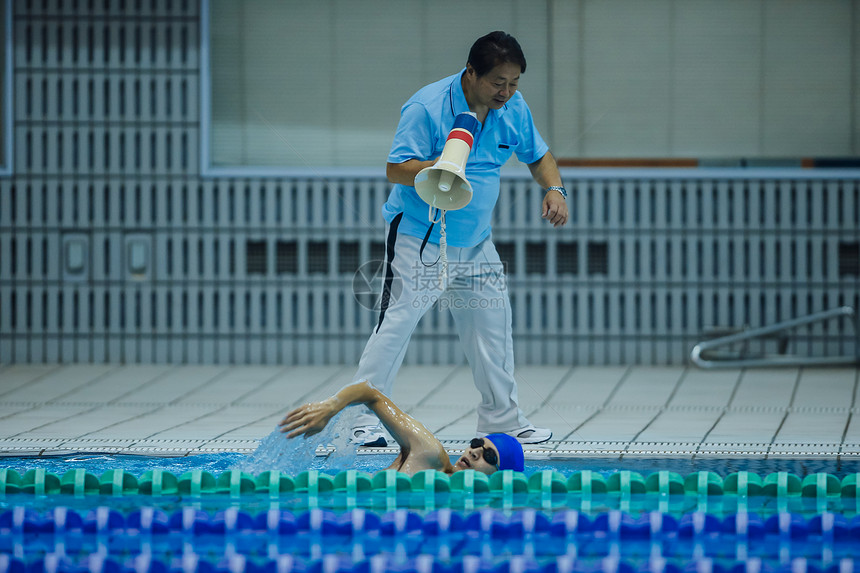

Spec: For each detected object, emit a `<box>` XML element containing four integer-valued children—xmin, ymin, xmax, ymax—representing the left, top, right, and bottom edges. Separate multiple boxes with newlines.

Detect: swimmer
<box><xmin>279</xmin><ymin>380</ymin><xmax>524</xmax><ymax>476</ymax></box>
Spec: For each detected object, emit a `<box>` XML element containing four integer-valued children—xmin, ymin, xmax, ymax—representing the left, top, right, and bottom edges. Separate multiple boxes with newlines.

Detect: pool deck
<box><xmin>0</xmin><ymin>364</ymin><xmax>858</xmax><ymax>460</ymax></box>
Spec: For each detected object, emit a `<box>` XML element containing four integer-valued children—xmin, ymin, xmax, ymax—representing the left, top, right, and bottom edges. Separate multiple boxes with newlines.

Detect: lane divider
<box><xmin>0</xmin><ymin>468</ymin><xmax>855</xmax><ymax>508</ymax></box>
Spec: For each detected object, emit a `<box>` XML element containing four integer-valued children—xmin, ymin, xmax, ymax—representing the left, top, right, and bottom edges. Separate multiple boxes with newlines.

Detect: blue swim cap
<box><xmin>484</xmin><ymin>433</ymin><xmax>524</xmax><ymax>472</ymax></box>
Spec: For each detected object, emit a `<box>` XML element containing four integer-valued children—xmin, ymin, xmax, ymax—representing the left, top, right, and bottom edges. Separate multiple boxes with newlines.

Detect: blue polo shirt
<box><xmin>383</xmin><ymin>69</ymin><xmax>549</xmax><ymax>248</ymax></box>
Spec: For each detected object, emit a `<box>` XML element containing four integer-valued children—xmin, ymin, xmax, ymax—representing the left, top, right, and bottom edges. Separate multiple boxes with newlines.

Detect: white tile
<box><xmin>390</xmin><ymin>365</ymin><xmax>460</xmax><ymax>407</ymax></box>
<box><xmin>20</xmin><ymin>405</ymin><xmax>157</xmax><ymax>439</ymax></box>
<box><xmin>0</xmin><ymin>403</ymin><xmax>43</xmax><ymax>425</ymax></box>
<box><xmin>59</xmin><ymin>365</ymin><xmax>175</xmax><ymax>404</ymax></box>
<box><xmin>512</xmin><ymin>366</ymin><xmax>573</xmax><ymax>409</ymax></box>
<box><xmin>670</xmin><ymin>369</ymin><xmax>740</xmax><ymax>408</ymax></box>
<box><xmin>3</xmin><ymin>404</ymin><xmax>94</xmax><ymax>436</ymax></box>
<box><xmin>409</xmin><ymin>404</ymin><xmax>474</xmax><ymax>434</ymax></box>
<box><xmin>0</xmin><ymin>365</ymin><xmax>117</xmax><ymax>403</ymax></box>
<box><xmin>218</xmin><ymin>422</ymin><xmax>280</xmax><ymax>440</ymax></box>
<box><xmin>164</xmin><ymin>405</ymin><xmax>282</xmax><ymax>440</ymax></box>
<box><xmin>608</xmin><ymin>367</ymin><xmax>685</xmax><ymax>408</ymax></box>
<box><xmin>792</xmin><ymin>369</ymin><xmax>856</xmax><ymax>409</ymax></box>
<box><xmin>419</xmin><ymin>367</ymin><xmax>481</xmax><ymax>408</ymax></box>
<box><xmin>0</xmin><ymin>365</ymin><xmax>63</xmax><ymax>398</ymax></box>
<box><xmin>550</xmin><ymin>366</ymin><xmax>628</xmax><ymax>407</ymax></box>
<box><xmin>837</xmin><ymin>412</ymin><xmax>860</xmax><ymax>445</ymax></box>
<box><xmin>529</xmin><ymin>406</ymin><xmax>598</xmax><ymax>442</ymax></box>
<box><xmin>0</xmin><ymin>364</ymin><xmax>858</xmax><ymax>458</ymax></box>
<box><xmin>635</xmin><ymin>409</ymin><xmax>721</xmax><ymax>443</ymax></box>
<box><xmin>730</xmin><ymin>369</ymin><xmax>799</xmax><ymax>409</ymax></box>
<box><xmin>571</xmin><ymin>409</ymin><xmax>657</xmax><ymax>443</ymax></box>
<box><xmin>435</xmin><ymin>417</ymin><xmax>480</xmax><ymax>441</ymax></box>
<box><xmin>85</xmin><ymin>405</ymin><xmax>219</xmax><ymax>439</ymax></box>
<box><xmin>116</xmin><ymin>366</ymin><xmax>231</xmax><ymax>404</ymax></box>
<box><xmin>773</xmin><ymin>411</ymin><xmax>849</xmax><ymax>444</ymax></box>
<box><xmin>235</xmin><ymin>365</ymin><xmax>350</xmax><ymax>406</ymax></box>
<box><xmin>172</xmin><ymin>366</ymin><xmax>289</xmax><ymax>405</ymax></box>
<box><xmin>702</xmin><ymin>410</ymin><xmax>785</xmax><ymax>443</ymax></box>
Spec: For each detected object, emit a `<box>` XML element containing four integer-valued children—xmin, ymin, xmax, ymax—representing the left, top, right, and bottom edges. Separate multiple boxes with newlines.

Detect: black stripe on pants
<box><xmin>376</xmin><ymin>212</ymin><xmax>403</xmax><ymax>333</ymax></box>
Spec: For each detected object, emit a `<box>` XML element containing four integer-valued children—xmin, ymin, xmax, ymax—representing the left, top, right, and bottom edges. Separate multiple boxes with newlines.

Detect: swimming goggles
<box><xmin>469</xmin><ymin>437</ymin><xmax>499</xmax><ymax>468</ymax></box>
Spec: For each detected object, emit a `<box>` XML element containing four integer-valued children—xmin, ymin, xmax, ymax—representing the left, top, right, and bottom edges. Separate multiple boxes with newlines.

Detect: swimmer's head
<box><xmin>453</xmin><ymin>434</ymin><xmax>524</xmax><ymax>474</ymax></box>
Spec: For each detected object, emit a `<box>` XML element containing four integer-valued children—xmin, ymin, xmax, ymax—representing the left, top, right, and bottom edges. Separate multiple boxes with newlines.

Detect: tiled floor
<box><xmin>0</xmin><ymin>364</ymin><xmax>858</xmax><ymax>460</ymax></box>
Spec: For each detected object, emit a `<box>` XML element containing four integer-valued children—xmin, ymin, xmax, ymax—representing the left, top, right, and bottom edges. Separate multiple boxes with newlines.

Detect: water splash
<box><xmin>235</xmin><ymin>407</ymin><xmax>388</xmax><ymax>474</ymax></box>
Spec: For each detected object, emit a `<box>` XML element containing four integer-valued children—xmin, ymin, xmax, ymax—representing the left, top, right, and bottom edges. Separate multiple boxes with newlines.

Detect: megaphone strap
<box><xmin>418</xmin><ymin>221</ymin><xmax>439</xmax><ymax>268</ymax></box>
<box><xmin>428</xmin><ymin>205</ymin><xmax>443</xmax><ymax>224</ymax></box>
<box><xmin>418</xmin><ymin>209</ymin><xmax>448</xmax><ymax>288</ymax></box>
<box><xmin>419</xmin><ymin>208</ymin><xmax>449</xmax><ymax>284</ymax></box>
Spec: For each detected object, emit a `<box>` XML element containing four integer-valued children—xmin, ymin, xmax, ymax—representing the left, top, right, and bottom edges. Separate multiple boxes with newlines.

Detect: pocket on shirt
<box><xmin>493</xmin><ymin>141</ymin><xmax>517</xmax><ymax>166</ymax></box>
<box><xmin>475</xmin><ymin>138</ymin><xmax>517</xmax><ymax>167</ymax></box>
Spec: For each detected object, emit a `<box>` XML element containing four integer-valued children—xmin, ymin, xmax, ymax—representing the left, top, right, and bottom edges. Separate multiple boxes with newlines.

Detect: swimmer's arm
<box><xmin>384</xmin><ymin>450</ymin><xmax>405</xmax><ymax>471</ymax></box>
<box><xmin>353</xmin><ymin>381</ymin><xmax>441</xmax><ymax>455</ymax></box>
<box><xmin>279</xmin><ymin>381</ymin><xmax>438</xmax><ymax>450</ymax></box>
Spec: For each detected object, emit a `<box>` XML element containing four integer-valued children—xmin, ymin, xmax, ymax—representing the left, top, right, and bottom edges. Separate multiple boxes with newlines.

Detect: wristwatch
<box><xmin>545</xmin><ymin>186</ymin><xmax>568</xmax><ymax>199</ymax></box>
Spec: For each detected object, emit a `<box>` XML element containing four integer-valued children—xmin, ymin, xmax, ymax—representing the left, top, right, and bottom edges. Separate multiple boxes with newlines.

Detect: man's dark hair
<box><xmin>467</xmin><ymin>31</ymin><xmax>527</xmax><ymax>77</ymax></box>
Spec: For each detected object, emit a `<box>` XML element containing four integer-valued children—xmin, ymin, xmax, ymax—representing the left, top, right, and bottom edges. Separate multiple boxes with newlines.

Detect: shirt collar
<box><xmin>450</xmin><ymin>68</ymin><xmax>471</xmax><ymax>116</ymax></box>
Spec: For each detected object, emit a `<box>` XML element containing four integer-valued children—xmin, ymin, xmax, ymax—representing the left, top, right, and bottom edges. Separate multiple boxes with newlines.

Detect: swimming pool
<box><xmin>2</xmin><ymin>411</ymin><xmax>859</xmax><ymax>572</ymax></box>
<box><xmin>2</xmin><ymin>504</ymin><xmax>859</xmax><ymax>572</ymax></box>
<box><xmin>2</xmin><ymin>450</ymin><xmax>860</xmax><ymax>573</ymax></box>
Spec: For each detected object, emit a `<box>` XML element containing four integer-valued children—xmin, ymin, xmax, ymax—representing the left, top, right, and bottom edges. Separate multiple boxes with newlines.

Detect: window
<box><xmin>839</xmin><ymin>242</ymin><xmax>859</xmax><ymax>277</ymax></box>
<box><xmin>307</xmin><ymin>241</ymin><xmax>329</xmax><ymax>274</ymax></box>
<box><xmin>525</xmin><ymin>242</ymin><xmax>547</xmax><ymax>275</ymax></box>
<box><xmin>337</xmin><ymin>241</ymin><xmax>360</xmax><ymax>275</ymax></box>
<box><xmin>556</xmin><ymin>242</ymin><xmax>579</xmax><ymax>275</ymax></box>
<box><xmin>246</xmin><ymin>240</ymin><xmax>267</xmax><ymax>275</ymax></box>
<box><xmin>275</xmin><ymin>240</ymin><xmax>298</xmax><ymax>274</ymax></box>
<box><xmin>587</xmin><ymin>242</ymin><xmax>609</xmax><ymax>276</ymax></box>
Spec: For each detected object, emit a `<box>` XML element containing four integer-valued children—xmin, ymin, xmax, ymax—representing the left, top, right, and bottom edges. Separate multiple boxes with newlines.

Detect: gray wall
<box><xmin>1</xmin><ymin>1</ymin><xmax>858</xmax><ymax>366</ymax></box>
<box><xmin>208</xmin><ymin>0</ymin><xmax>860</xmax><ymax>168</ymax></box>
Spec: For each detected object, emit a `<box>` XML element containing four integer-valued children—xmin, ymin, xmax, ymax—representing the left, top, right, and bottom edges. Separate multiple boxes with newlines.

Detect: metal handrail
<box><xmin>691</xmin><ymin>306</ymin><xmax>859</xmax><ymax>369</ymax></box>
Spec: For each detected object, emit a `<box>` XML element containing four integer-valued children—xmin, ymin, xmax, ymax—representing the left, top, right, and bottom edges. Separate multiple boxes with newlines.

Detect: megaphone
<box><xmin>414</xmin><ymin>111</ymin><xmax>479</xmax><ymax>211</ymax></box>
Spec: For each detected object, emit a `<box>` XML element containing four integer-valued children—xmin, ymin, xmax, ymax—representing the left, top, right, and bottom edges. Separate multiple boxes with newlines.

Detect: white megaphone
<box><xmin>414</xmin><ymin>111</ymin><xmax>479</xmax><ymax>211</ymax></box>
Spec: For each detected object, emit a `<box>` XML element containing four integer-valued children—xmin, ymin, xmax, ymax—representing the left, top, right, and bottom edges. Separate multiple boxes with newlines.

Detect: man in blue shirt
<box><xmin>351</xmin><ymin>31</ymin><xmax>568</xmax><ymax>447</ymax></box>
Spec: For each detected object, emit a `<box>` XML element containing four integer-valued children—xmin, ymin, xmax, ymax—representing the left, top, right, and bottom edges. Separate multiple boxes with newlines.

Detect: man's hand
<box><xmin>542</xmin><ymin>189</ymin><xmax>569</xmax><ymax>228</ymax></box>
<box><xmin>528</xmin><ymin>152</ymin><xmax>568</xmax><ymax>228</ymax></box>
<box><xmin>278</xmin><ymin>398</ymin><xmax>337</xmax><ymax>439</ymax></box>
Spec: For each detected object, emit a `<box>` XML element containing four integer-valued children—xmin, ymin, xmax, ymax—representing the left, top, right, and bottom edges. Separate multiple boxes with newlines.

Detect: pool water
<box><xmin>3</xmin><ymin>423</ymin><xmax>860</xmax><ymax>572</ymax></box>
<box><xmin>1</xmin><ymin>498</ymin><xmax>858</xmax><ymax>572</ymax></box>
<box><xmin>2</xmin><ymin>452</ymin><xmax>859</xmax><ymax>481</ymax></box>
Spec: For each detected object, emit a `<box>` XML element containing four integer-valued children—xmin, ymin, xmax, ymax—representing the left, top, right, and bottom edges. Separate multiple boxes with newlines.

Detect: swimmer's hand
<box><xmin>279</xmin><ymin>398</ymin><xmax>337</xmax><ymax>438</ymax></box>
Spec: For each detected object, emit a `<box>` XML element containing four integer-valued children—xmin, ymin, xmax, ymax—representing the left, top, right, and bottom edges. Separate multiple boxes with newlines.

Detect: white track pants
<box><xmin>352</xmin><ymin>213</ymin><xmax>532</xmax><ymax>434</ymax></box>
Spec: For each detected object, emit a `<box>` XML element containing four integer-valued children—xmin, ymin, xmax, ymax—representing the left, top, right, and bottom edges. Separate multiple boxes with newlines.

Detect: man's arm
<box><xmin>386</xmin><ymin>159</ymin><xmax>437</xmax><ymax>187</ymax></box>
<box><xmin>528</xmin><ymin>151</ymin><xmax>568</xmax><ymax>228</ymax></box>
<box><xmin>279</xmin><ymin>380</ymin><xmax>439</xmax><ymax>453</ymax></box>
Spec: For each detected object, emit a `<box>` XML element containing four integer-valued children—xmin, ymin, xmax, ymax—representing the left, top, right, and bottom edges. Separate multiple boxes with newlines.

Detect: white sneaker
<box><xmin>350</xmin><ymin>425</ymin><xmax>387</xmax><ymax>447</ymax></box>
<box><xmin>480</xmin><ymin>426</ymin><xmax>552</xmax><ymax>445</ymax></box>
